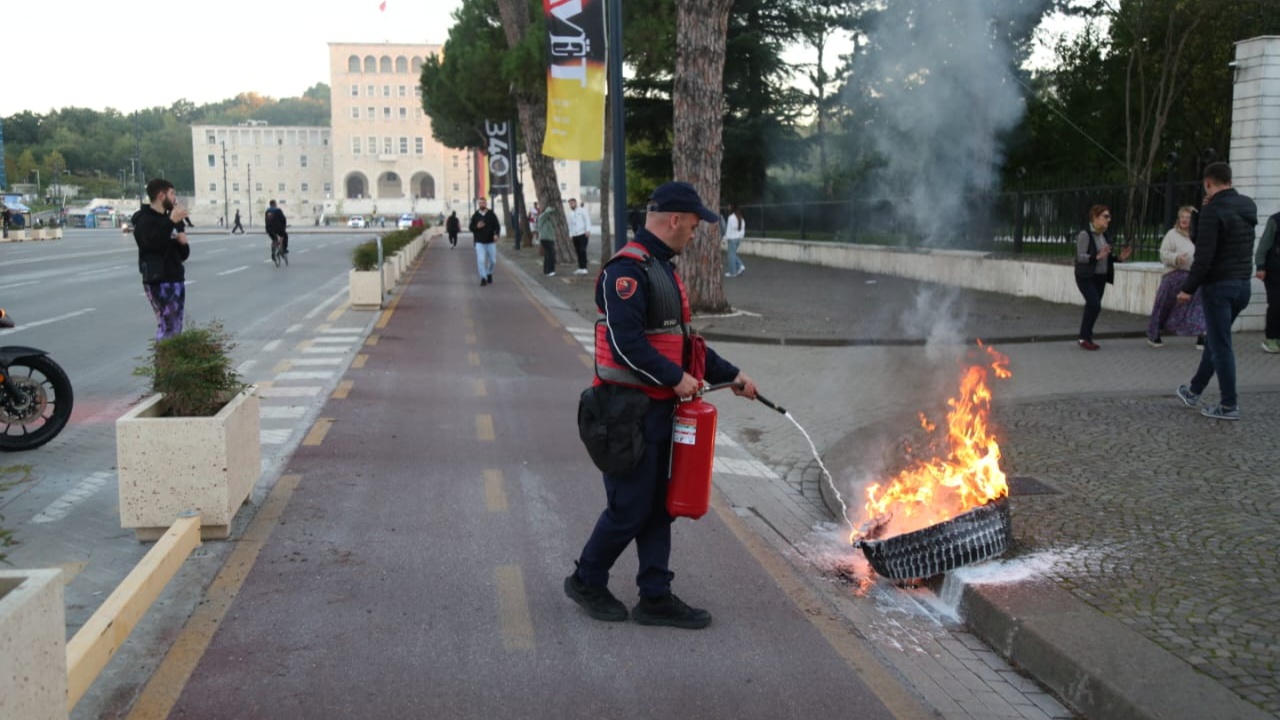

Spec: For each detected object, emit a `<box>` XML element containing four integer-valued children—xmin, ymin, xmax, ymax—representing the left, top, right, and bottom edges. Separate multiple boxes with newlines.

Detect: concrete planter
<box><xmin>0</xmin><ymin>569</ymin><xmax>67</xmax><ymax>720</ymax></box>
<box><xmin>382</xmin><ymin>259</ymin><xmax>399</xmax><ymax>289</ymax></box>
<box><xmin>9</xmin><ymin>229</ymin><xmax>28</xmax><ymax>241</ymax></box>
<box><xmin>116</xmin><ymin>387</ymin><xmax>260</xmax><ymax>541</ymax></box>
<box><xmin>51</xmin><ymin>228</ymin><xmax>63</xmax><ymax>240</ymax></box>
<box><xmin>29</xmin><ymin>228</ymin><xmax>46</xmax><ymax>240</ymax></box>
<box><xmin>349</xmin><ymin>268</ymin><xmax>384</xmax><ymax>309</ymax></box>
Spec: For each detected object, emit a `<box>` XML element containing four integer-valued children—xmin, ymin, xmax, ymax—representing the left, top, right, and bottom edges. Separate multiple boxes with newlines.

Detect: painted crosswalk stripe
<box><xmin>260</xmin><ymin>428</ymin><xmax>293</xmax><ymax>445</ymax></box>
<box><xmin>31</xmin><ymin>472</ymin><xmax>112</xmax><ymax>523</ymax></box>
<box><xmin>289</xmin><ymin>358</ymin><xmax>343</xmax><ymax>366</ymax></box>
<box><xmin>259</xmin><ymin>386</ymin><xmax>323</xmax><ymax>398</ymax></box>
<box><xmin>260</xmin><ymin>406</ymin><xmax>307</xmax><ymax>420</ymax></box>
<box><xmin>276</xmin><ymin>371</ymin><xmax>335</xmax><ymax>381</ymax></box>
<box><xmin>302</xmin><ymin>346</ymin><xmax>350</xmax><ymax>354</ymax></box>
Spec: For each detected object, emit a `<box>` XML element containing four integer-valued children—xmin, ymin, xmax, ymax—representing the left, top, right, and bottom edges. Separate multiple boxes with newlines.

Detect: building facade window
<box><xmin>399</xmin><ymin>107</ymin><xmax>407</xmax><ymax>120</ymax></box>
<box><xmin>452</xmin><ymin>155</ymin><xmax>459</xmax><ymax>168</ymax></box>
<box><xmin>348</xmin><ymin>55</ymin><xmax>361</xmax><ymax>72</ymax></box>
<box><xmin>383</xmin><ymin>137</ymin><xmax>393</xmax><ymax>155</ymax></box>
<box><xmin>207</xmin><ymin>155</ymin><xmax>216</xmax><ymax>167</ymax></box>
<box><xmin>231</xmin><ymin>154</ymin><xmax>238</xmax><ymax>167</ymax></box>
<box><xmin>301</xmin><ymin>155</ymin><xmax>308</xmax><ymax>168</ymax></box>
<box><xmin>301</xmin><ymin>183</ymin><xmax>309</xmax><ymax>192</ymax></box>
<box><xmin>351</xmin><ymin>84</ymin><xmax>359</xmax><ymax>96</ymax></box>
<box><xmin>367</xmin><ymin>106</ymin><xmax>374</xmax><ymax>119</ymax></box>
<box><xmin>209</xmin><ymin>182</ymin><xmax>217</xmax><ymax>191</ymax></box>
<box><xmin>399</xmin><ymin>137</ymin><xmax>408</xmax><ymax>154</ymax></box>
<box><xmin>383</xmin><ymin>107</ymin><xmax>391</xmax><ymax>119</ymax></box>
<box><xmin>277</xmin><ymin>155</ymin><xmax>284</xmax><ymax>168</ymax></box>
<box><xmin>232</xmin><ymin>182</ymin><xmax>240</xmax><ymax>191</ymax></box>
<box><xmin>352</xmin><ymin>137</ymin><xmax>362</xmax><ymax>154</ymax></box>
<box><xmin>368</xmin><ymin>136</ymin><xmax>377</xmax><ymax>154</ymax></box>
<box><xmin>398</xmin><ymin>85</ymin><xmax>406</xmax><ymax>97</ymax></box>
<box><xmin>367</xmin><ymin>84</ymin><xmax>374</xmax><ymax>96</ymax></box>
<box><xmin>278</xmin><ymin>182</ymin><xmax>286</xmax><ymax>191</ymax></box>
<box><xmin>352</xmin><ymin>107</ymin><xmax>360</xmax><ymax>119</ymax></box>
<box><xmin>323</xmin><ymin>182</ymin><xmax>332</xmax><ymax>194</ymax></box>
<box><xmin>415</xmin><ymin>137</ymin><xmax>424</xmax><ymax>154</ymax></box>
<box><xmin>256</xmin><ymin>182</ymin><xmax>263</xmax><ymax>191</ymax></box>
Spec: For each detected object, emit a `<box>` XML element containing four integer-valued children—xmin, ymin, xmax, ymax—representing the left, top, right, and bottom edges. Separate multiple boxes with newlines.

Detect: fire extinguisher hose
<box><xmin>698</xmin><ymin>382</ymin><xmax>787</xmax><ymax>415</ymax></box>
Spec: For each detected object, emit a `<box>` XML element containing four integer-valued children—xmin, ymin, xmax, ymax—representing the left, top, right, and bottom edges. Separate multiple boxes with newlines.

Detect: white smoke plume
<box><xmin>851</xmin><ymin>0</ymin><xmax>1045</xmax><ymax>245</ymax></box>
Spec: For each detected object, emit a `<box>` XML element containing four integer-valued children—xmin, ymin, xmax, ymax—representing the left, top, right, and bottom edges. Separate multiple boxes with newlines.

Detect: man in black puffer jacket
<box><xmin>133</xmin><ymin>179</ymin><xmax>191</xmax><ymax>341</ymax></box>
<box><xmin>1175</xmin><ymin>162</ymin><xmax>1256</xmax><ymax>420</ymax></box>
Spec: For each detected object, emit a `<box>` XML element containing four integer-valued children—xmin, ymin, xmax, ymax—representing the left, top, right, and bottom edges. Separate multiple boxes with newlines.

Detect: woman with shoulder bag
<box><xmin>1074</xmin><ymin>204</ymin><xmax>1131</xmax><ymax>350</ymax></box>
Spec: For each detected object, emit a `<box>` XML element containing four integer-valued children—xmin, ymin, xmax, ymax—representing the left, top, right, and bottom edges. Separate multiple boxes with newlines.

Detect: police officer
<box><xmin>565</xmin><ymin>181</ymin><xmax>758</xmax><ymax>629</ymax></box>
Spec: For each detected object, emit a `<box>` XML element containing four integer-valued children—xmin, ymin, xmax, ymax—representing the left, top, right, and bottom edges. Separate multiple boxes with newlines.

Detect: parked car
<box><xmin>347</xmin><ymin>216</ymin><xmax>366</xmax><ymax>228</ymax></box>
<box><xmin>397</xmin><ymin>213</ymin><xmax>415</xmax><ymax>230</ymax></box>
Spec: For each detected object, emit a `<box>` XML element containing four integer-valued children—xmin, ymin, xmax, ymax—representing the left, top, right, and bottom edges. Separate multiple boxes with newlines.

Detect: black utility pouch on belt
<box><xmin>578</xmin><ymin>384</ymin><xmax>650</xmax><ymax>476</ymax></box>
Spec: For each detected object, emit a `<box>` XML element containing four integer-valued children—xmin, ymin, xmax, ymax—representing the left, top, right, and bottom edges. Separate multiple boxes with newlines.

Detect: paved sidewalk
<box><xmin>507</xmin><ymin>241</ymin><xmax>1280</xmax><ymax>720</ymax></box>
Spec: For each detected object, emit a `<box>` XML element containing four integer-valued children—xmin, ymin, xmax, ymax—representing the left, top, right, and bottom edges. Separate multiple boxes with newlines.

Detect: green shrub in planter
<box><xmin>352</xmin><ymin>240</ymin><xmax>380</xmax><ymax>271</ymax></box>
<box><xmin>134</xmin><ymin>322</ymin><xmax>246</xmax><ymax>417</ymax></box>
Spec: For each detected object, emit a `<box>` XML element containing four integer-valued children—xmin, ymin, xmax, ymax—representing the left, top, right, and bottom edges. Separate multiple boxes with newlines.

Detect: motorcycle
<box><xmin>0</xmin><ymin>309</ymin><xmax>74</xmax><ymax>451</ymax></box>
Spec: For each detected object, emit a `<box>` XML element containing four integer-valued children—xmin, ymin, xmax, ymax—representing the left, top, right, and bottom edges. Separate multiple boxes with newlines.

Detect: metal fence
<box><xmin>740</xmin><ymin>180</ymin><xmax>1204</xmax><ymax>258</ymax></box>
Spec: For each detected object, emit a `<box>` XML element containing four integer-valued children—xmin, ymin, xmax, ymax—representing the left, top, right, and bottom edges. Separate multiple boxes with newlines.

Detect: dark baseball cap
<box><xmin>647</xmin><ymin>181</ymin><xmax>719</xmax><ymax>223</ymax></box>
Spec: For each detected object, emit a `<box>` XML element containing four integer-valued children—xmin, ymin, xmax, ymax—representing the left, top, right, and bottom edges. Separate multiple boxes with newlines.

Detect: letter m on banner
<box><xmin>543</xmin><ymin>0</ymin><xmax>605</xmax><ymax>161</ymax></box>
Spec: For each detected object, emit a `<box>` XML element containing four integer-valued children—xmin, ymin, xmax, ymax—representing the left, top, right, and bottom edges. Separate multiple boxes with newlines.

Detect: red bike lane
<box><xmin>139</xmin><ymin>239</ymin><xmax>913</xmax><ymax>720</ymax></box>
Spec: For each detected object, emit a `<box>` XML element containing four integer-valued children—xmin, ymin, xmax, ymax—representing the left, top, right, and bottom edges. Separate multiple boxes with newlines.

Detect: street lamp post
<box><xmin>31</xmin><ymin>169</ymin><xmax>40</xmax><ymax>202</ymax></box>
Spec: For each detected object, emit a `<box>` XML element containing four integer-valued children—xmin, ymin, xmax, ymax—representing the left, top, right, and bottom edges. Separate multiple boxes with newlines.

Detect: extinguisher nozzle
<box><xmin>754</xmin><ymin>393</ymin><xmax>786</xmax><ymax>415</ymax></box>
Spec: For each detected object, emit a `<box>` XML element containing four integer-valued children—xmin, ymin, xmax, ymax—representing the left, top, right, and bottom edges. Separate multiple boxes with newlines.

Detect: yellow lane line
<box><xmin>466</xmin><ymin>333</ymin><xmax>477</xmax><ymax>345</ymax></box>
<box><xmin>294</xmin><ymin>339</ymin><xmax>313</xmax><ymax>352</ymax></box>
<box><xmin>467</xmin><ymin>351</ymin><xmax>480</xmax><ymax>367</ymax></box>
<box><xmin>709</xmin><ymin>490</ymin><xmax>936</xmax><ymax>720</ymax></box>
<box><xmin>316</xmin><ymin>323</ymin><xmax>332</xmax><ymax>332</ymax></box>
<box><xmin>579</xmin><ymin>355</ymin><xmax>593</xmax><ymax>370</ymax></box>
<box><xmin>473</xmin><ymin>379</ymin><xmax>487</xmax><ymax>397</ymax></box>
<box><xmin>464</xmin><ymin>317</ymin><xmax>475</xmax><ymax>328</ymax></box>
<box><xmin>476</xmin><ymin>414</ymin><xmax>494</xmax><ymax>441</ymax></box>
<box><xmin>332</xmin><ymin>380</ymin><xmax>354</xmax><ymax>399</ymax></box>
<box><xmin>326</xmin><ymin>301</ymin><xmax>350</xmax><ymax>322</ymax></box>
<box><xmin>272</xmin><ymin>360</ymin><xmax>292</xmax><ymax>374</ymax></box>
<box><xmin>125</xmin><ymin>473</ymin><xmax>304</xmax><ymax>720</ymax></box>
<box><xmin>302</xmin><ymin>417</ymin><xmax>335</xmax><ymax>446</ymax></box>
<box><xmin>353</xmin><ymin>354</ymin><xmax>368</xmax><ymax>369</ymax></box>
<box><xmin>484</xmin><ymin>469</ymin><xmax>508</xmax><ymax>512</ymax></box>
<box><xmin>366</xmin><ymin>334</ymin><xmax>380</xmax><ymax>346</ymax></box>
<box><xmin>494</xmin><ymin>565</ymin><xmax>535</xmax><ymax>651</ymax></box>
<box><xmin>562</xmin><ymin>334</ymin><xmax>577</xmax><ymax>347</ymax></box>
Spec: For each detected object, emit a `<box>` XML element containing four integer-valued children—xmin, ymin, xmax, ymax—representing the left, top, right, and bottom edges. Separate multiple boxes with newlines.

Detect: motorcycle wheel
<box><xmin>0</xmin><ymin>355</ymin><xmax>74</xmax><ymax>451</ymax></box>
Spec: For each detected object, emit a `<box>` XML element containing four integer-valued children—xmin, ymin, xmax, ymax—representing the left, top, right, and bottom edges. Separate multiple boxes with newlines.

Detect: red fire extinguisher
<box><xmin>667</xmin><ymin>394</ymin><xmax>719</xmax><ymax>520</ymax></box>
<box><xmin>666</xmin><ymin>383</ymin><xmax>786</xmax><ymax>520</ymax></box>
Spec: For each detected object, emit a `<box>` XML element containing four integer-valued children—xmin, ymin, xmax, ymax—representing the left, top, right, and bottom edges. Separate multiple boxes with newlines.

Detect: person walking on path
<box><xmin>1147</xmin><ymin>206</ymin><xmax>1205</xmax><ymax>348</ymax></box>
<box><xmin>567</xmin><ymin>197</ymin><xmax>591</xmax><ymax>275</ymax></box>
<box><xmin>132</xmin><ymin>179</ymin><xmax>191</xmax><ymax>341</ymax></box>
<box><xmin>565</xmin><ymin>181</ymin><xmax>759</xmax><ymax>630</ymax></box>
<box><xmin>445</xmin><ymin>211</ymin><xmax>460</xmax><ymax>248</ymax></box>
<box><xmin>1074</xmin><ymin>204</ymin><xmax>1132</xmax><ymax>350</ymax></box>
<box><xmin>469</xmin><ymin>198</ymin><xmax>501</xmax><ymax>286</ymax></box>
<box><xmin>264</xmin><ymin>200</ymin><xmax>289</xmax><ymax>257</ymax></box>
<box><xmin>535</xmin><ymin>202</ymin><xmax>558</xmax><ymax>276</ymax></box>
<box><xmin>1257</xmin><ymin>209</ymin><xmax>1280</xmax><ymax>353</ymax></box>
<box><xmin>1175</xmin><ymin>162</ymin><xmax>1256</xmax><ymax>420</ymax></box>
<box><xmin>724</xmin><ymin>204</ymin><xmax>746</xmax><ymax>277</ymax></box>
<box><xmin>231</xmin><ymin>209</ymin><xmax>245</xmax><ymax>234</ymax></box>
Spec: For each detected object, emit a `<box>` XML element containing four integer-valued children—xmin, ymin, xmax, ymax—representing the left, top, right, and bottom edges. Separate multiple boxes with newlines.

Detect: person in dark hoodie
<box><xmin>133</xmin><ymin>179</ymin><xmax>191</xmax><ymax>341</ymax></box>
<box><xmin>469</xmin><ymin>198</ymin><xmax>501</xmax><ymax>286</ymax></box>
<box><xmin>1175</xmin><ymin>162</ymin><xmax>1256</xmax><ymax>421</ymax></box>
<box><xmin>265</xmin><ymin>199</ymin><xmax>288</xmax><ymax>257</ymax></box>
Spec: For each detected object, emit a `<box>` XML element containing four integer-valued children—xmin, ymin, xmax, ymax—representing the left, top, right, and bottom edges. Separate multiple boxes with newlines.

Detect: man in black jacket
<box><xmin>132</xmin><ymin>179</ymin><xmax>191</xmax><ymax>341</ymax></box>
<box><xmin>469</xmin><ymin>198</ymin><xmax>500</xmax><ymax>286</ymax></box>
<box><xmin>1175</xmin><ymin>162</ymin><xmax>1255</xmax><ymax>420</ymax></box>
<box><xmin>265</xmin><ymin>200</ymin><xmax>288</xmax><ymax>257</ymax></box>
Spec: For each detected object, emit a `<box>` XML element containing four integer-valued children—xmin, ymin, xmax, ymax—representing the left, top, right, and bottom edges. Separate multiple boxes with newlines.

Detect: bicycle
<box><xmin>270</xmin><ymin>235</ymin><xmax>288</xmax><ymax>267</ymax></box>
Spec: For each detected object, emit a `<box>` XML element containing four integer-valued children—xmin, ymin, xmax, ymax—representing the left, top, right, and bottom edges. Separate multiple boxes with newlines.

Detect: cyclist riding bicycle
<box><xmin>265</xmin><ymin>200</ymin><xmax>288</xmax><ymax>259</ymax></box>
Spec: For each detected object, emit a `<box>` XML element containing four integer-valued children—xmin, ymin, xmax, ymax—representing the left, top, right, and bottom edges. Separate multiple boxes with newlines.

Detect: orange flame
<box><xmin>857</xmin><ymin>342</ymin><xmax>1011</xmax><ymax>540</ymax></box>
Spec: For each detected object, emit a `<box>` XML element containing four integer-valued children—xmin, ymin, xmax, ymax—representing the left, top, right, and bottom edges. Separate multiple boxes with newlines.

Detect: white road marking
<box><xmin>301</xmin><ymin>346</ymin><xmax>350</xmax><ymax>354</ymax></box>
<box><xmin>259</xmin><ymin>386</ymin><xmax>323</xmax><ymax>398</ymax></box>
<box><xmin>260</xmin><ymin>406</ymin><xmax>308</xmax><ymax>419</ymax></box>
<box><xmin>289</xmin><ymin>358</ymin><xmax>343</xmax><ymax>366</ymax></box>
<box><xmin>260</xmin><ymin>428</ymin><xmax>293</xmax><ymax>445</ymax></box>
<box><xmin>217</xmin><ymin>266</ymin><xmax>250</xmax><ymax>276</ymax></box>
<box><xmin>276</xmin><ymin>371</ymin><xmax>335</xmax><ymax>381</ymax></box>
<box><xmin>304</xmin><ymin>286</ymin><xmax>351</xmax><ymax>319</ymax></box>
<box><xmin>75</xmin><ymin>265</ymin><xmax>130</xmax><ymax>277</ymax></box>
<box><xmin>31</xmin><ymin>472</ymin><xmax>112</xmax><ymax>524</ymax></box>
<box><xmin>0</xmin><ymin>308</ymin><xmax>96</xmax><ymax>336</ymax></box>
<box><xmin>236</xmin><ymin>359</ymin><xmax>258</xmax><ymax>374</ymax></box>
<box><xmin>286</xmin><ymin>324</ymin><xmax>304</xmax><ymax>334</ymax></box>
<box><xmin>0</xmin><ymin>281</ymin><xmax>39</xmax><ymax>291</ymax></box>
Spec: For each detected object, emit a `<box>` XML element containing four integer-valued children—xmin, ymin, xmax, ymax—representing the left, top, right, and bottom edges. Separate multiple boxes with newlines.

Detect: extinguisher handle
<box><xmin>753</xmin><ymin>392</ymin><xmax>787</xmax><ymax>415</ymax></box>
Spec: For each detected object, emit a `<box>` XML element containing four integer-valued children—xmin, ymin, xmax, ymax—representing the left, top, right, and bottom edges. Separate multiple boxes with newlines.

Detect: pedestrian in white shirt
<box><xmin>725</xmin><ymin>205</ymin><xmax>746</xmax><ymax>277</ymax></box>
<box><xmin>568</xmin><ymin>198</ymin><xmax>592</xmax><ymax>275</ymax></box>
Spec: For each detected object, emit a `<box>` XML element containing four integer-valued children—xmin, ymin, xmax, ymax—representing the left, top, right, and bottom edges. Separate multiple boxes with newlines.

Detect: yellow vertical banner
<box><xmin>543</xmin><ymin>0</ymin><xmax>606</xmax><ymax>161</ymax></box>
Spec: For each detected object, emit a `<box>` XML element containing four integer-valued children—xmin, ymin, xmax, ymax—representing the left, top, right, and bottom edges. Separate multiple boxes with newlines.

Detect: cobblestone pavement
<box><xmin>507</xmin><ymin>244</ymin><xmax>1280</xmax><ymax>718</ymax></box>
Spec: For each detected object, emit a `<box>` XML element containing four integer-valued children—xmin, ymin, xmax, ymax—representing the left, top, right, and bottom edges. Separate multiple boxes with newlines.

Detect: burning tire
<box><xmin>855</xmin><ymin>496</ymin><xmax>1012</xmax><ymax>581</ymax></box>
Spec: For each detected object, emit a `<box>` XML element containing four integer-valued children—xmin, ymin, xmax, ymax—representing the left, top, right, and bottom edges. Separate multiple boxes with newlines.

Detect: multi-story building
<box><xmin>192</xmin><ymin>40</ymin><xmax>581</xmax><ymax>227</ymax></box>
<box><xmin>190</xmin><ymin>121</ymin><xmax>333</xmax><ymax>228</ymax></box>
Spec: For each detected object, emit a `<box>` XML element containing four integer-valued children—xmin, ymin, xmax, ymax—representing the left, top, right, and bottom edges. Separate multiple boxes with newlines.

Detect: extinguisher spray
<box><xmin>667</xmin><ymin>382</ymin><xmax>786</xmax><ymax>520</ymax></box>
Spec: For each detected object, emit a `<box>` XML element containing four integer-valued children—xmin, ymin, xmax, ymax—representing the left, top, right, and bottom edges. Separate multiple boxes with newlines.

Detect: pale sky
<box><xmin>1</xmin><ymin>0</ymin><xmax>462</xmax><ymax>116</ymax></box>
<box><xmin>3</xmin><ymin>1</ymin><xmax>1073</xmax><ymax>118</ymax></box>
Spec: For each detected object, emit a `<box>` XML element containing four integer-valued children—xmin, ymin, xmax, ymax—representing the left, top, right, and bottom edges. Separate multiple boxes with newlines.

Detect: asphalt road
<box><xmin>0</xmin><ymin>227</ymin><xmax>377</xmax><ymax>719</ymax></box>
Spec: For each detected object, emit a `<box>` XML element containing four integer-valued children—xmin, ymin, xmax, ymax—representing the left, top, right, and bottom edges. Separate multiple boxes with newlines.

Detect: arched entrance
<box><xmin>344</xmin><ymin>173</ymin><xmax>369</xmax><ymax>199</ymax></box>
<box><xmin>376</xmin><ymin>171</ymin><xmax>404</xmax><ymax>199</ymax></box>
<box><xmin>410</xmin><ymin>172</ymin><xmax>436</xmax><ymax>200</ymax></box>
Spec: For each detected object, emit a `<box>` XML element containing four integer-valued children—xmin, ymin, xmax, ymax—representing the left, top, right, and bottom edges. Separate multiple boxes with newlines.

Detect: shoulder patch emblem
<box><xmin>615</xmin><ymin>277</ymin><xmax>638</xmax><ymax>300</ymax></box>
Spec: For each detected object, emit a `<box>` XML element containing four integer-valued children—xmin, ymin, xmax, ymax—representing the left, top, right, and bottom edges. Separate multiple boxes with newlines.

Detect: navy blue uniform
<box><xmin>576</xmin><ymin>228</ymin><xmax>739</xmax><ymax>598</ymax></box>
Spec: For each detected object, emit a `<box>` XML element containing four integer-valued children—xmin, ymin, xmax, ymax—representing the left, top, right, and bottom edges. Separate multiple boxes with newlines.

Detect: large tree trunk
<box><xmin>495</xmin><ymin>0</ymin><xmax>571</xmax><ymax>259</ymax></box>
<box><xmin>673</xmin><ymin>0</ymin><xmax>734</xmax><ymax>314</ymax></box>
